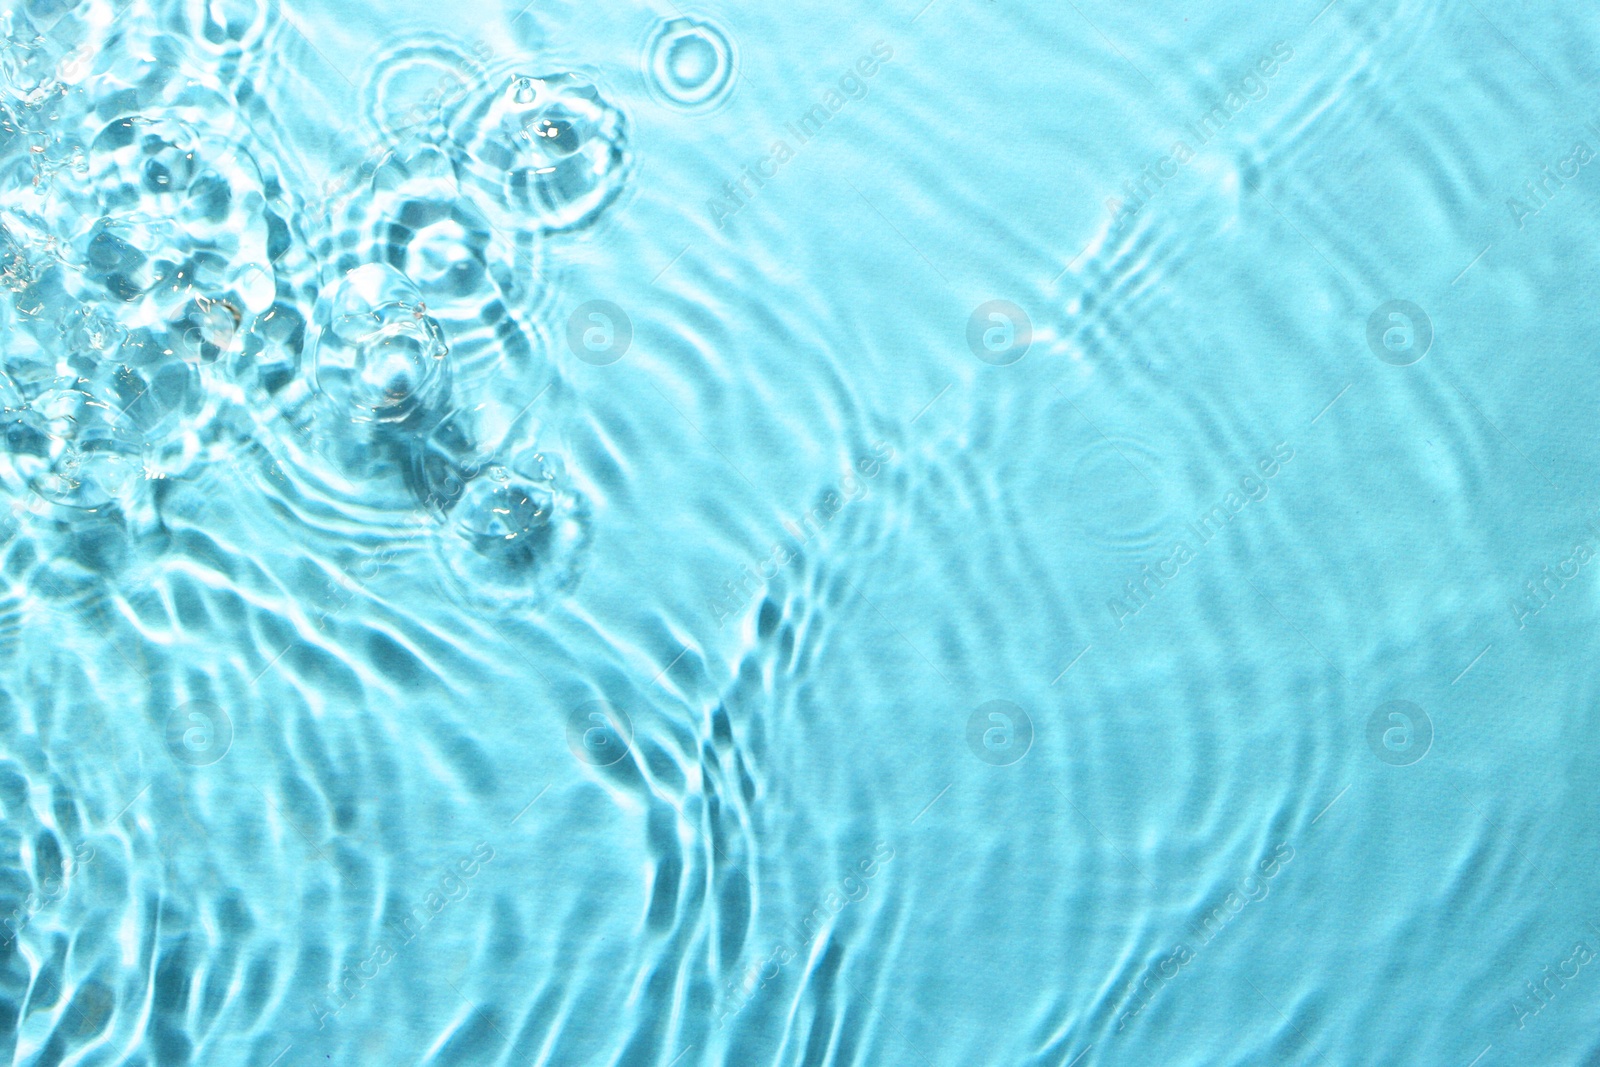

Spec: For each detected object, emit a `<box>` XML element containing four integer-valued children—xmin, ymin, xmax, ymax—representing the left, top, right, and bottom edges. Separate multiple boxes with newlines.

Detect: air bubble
<box><xmin>7</xmin><ymin>377</ymin><xmax>144</xmax><ymax>511</ymax></box>
<box><xmin>435</xmin><ymin>450</ymin><xmax>590</xmax><ymax>605</ymax></box>
<box><xmin>314</xmin><ymin>263</ymin><xmax>450</xmax><ymax>427</ymax></box>
<box><xmin>446</xmin><ymin>71</ymin><xmax>628</xmax><ymax>234</ymax></box>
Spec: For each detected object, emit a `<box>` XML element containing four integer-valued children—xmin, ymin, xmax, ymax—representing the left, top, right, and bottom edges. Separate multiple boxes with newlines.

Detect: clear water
<box><xmin>0</xmin><ymin>0</ymin><xmax>1594</xmax><ymax>1064</ymax></box>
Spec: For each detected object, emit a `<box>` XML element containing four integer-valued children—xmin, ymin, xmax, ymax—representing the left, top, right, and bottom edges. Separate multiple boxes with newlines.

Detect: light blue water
<box><xmin>0</xmin><ymin>0</ymin><xmax>1595</xmax><ymax>1064</ymax></box>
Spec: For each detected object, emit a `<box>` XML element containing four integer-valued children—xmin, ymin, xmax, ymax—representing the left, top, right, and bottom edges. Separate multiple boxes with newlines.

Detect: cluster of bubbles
<box><xmin>0</xmin><ymin>4</ymin><xmax>629</xmax><ymax>602</ymax></box>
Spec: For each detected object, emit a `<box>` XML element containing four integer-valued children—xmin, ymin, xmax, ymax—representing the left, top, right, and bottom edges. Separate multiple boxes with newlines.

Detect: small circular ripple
<box><xmin>362</xmin><ymin>36</ymin><xmax>491</xmax><ymax>143</ymax></box>
<box><xmin>0</xmin><ymin>376</ymin><xmax>141</xmax><ymax>513</ymax></box>
<box><xmin>0</xmin><ymin>373</ymin><xmax>152</xmax><ymax>569</ymax></box>
<box><xmin>301</xmin><ymin>132</ymin><xmax>549</xmax><ymax>399</ymax></box>
<box><xmin>1068</xmin><ymin>436</ymin><xmax>1178</xmax><ymax>556</ymax></box>
<box><xmin>643</xmin><ymin>16</ymin><xmax>737</xmax><ymax>111</ymax></box>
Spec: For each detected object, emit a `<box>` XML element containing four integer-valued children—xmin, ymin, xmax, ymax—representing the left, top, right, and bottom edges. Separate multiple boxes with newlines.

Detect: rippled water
<box><xmin>0</xmin><ymin>0</ymin><xmax>1597</xmax><ymax>1064</ymax></box>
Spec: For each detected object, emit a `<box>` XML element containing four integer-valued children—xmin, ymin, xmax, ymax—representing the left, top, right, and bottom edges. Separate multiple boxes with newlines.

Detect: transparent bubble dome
<box><xmin>435</xmin><ymin>450</ymin><xmax>589</xmax><ymax>606</ymax></box>
<box><xmin>0</xmin><ymin>375</ymin><xmax>144</xmax><ymax>511</ymax></box>
<box><xmin>446</xmin><ymin>71</ymin><xmax>629</xmax><ymax>234</ymax></box>
<box><xmin>314</xmin><ymin>263</ymin><xmax>450</xmax><ymax>427</ymax></box>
